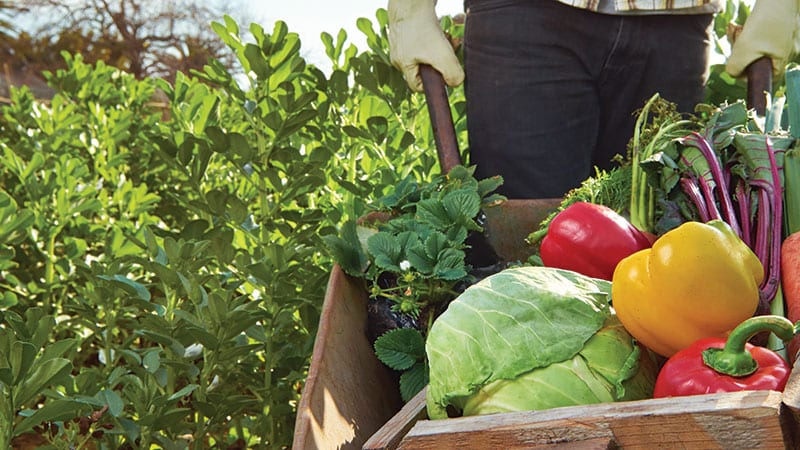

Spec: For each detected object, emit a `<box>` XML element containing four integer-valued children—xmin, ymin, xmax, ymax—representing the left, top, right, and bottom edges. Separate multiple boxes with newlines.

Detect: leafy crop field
<box><xmin>0</xmin><ymin>12</ymin><xmax>465</xmax><ymax>449</ymax></box>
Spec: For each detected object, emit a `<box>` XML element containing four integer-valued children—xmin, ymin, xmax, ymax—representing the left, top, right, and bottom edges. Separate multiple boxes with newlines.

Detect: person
<box><xmin>387</xmin><ymin>0</ymin><xmax>800</xmax><ymax>199</ymax></box>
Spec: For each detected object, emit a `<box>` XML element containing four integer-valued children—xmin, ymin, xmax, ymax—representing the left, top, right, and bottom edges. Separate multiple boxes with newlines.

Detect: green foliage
<box><xmin>0</xmin><ymin>9</ymin><xmax>461</xmax><ymax>449</ymax></box>
<box><xmin>374</xmin><ymin>328</ymin><xmax>427</xmax><ymax>402</ymax></box>
<box><xmin>324</xmin><ymin>165</ymin><xmax>503</xmax><ymax>318</ymax></box>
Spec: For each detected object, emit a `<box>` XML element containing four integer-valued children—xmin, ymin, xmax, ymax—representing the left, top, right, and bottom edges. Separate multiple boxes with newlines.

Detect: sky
<box><xmin>245</xmin><ymin>0</ymin><xmax>464</xmax><ymax>73</ymax></box>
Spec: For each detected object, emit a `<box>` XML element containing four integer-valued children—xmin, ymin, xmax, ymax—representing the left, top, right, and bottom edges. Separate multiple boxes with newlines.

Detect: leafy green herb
<box><xmin>324</xmin><ymin>164</ymin><xmax>504</xmax><ymax>319</ymax></box>
<box><xmin>374</xmin><ymin>328</ymin><xmax>428</xmax><ymax>402</ymax></box>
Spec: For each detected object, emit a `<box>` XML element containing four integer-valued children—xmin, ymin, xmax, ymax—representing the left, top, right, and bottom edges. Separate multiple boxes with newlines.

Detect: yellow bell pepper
<box><xmin>612</xmin><ymin>220</ymin><xmax>763</xmax><ymax>357</ymax></box>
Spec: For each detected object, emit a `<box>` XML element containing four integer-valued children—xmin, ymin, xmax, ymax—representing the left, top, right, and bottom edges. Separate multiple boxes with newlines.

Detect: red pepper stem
<box><xmin>702</xmin><ymin>315</ymin><xmax>796</xmax><ymax>377</ymax></box>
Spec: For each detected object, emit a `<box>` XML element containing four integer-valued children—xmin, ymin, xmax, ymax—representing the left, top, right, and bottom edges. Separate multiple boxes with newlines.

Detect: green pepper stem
<box><xmin>702</xmin><ymin>315</ymin><xmax>797</xmax><ymax>377</ymax></box>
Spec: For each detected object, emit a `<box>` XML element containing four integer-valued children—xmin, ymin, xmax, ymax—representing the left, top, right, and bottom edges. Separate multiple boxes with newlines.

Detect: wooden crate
<box><xmin>293</xmin><ymin>197</ymin><xmax>800</xmax><ymax>449</ymax></box>
<box><xmin>366</xmin><ymin>382</ymin><xmax>800</xmax><ymax>449</ymax></box>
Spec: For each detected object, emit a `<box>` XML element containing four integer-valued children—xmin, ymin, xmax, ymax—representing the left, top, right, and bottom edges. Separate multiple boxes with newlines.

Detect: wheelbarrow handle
<box><xmin>746</xmin><ymin>56</ymin><xmax>772</xmax><ymax>117</ymax></box>
<box><xmin>419</xmin><ymin>63</ymin><xmax>462</xmax><ymax>173</ymax></box>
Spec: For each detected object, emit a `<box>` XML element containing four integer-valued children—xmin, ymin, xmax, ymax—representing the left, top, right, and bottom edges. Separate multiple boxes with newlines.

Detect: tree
<box><xmin>0</xmin><ymin>1</ymin><xmax>13</xmax><ymax>39</ymax></box>
<box><xmin>4</xmin><ymin>0</ymin><xmax>254</xmax><ymax>81</ymax></box>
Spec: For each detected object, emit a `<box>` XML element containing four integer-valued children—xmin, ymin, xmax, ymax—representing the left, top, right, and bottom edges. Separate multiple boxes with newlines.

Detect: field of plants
<box><xmin>0</xmin><ymin>5</ymin><xmax>765</xmax><ymax>449</ymax></box>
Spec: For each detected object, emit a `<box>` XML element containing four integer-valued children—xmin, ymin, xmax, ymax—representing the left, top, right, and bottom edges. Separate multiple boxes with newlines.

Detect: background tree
<box><xmin>3</xmin><ymin>0</ymin><xmax>254</xmax><ymax>82</ymax></box>
<box><xmin>0</xmin><ymin>1</ymin><xmax>13</xmax><ymax>39</ymax></box>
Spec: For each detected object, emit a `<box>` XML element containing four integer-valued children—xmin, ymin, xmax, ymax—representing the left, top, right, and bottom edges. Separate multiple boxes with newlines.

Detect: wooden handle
<box><xmin>746</xmin><ymin>56</ymin><xmax>773</xmax><ymax>116</ymax></box>
<box><xmin>419</xmin><ymin>64</ymin><xmax>462</xmax><ymax>173</ymax></box>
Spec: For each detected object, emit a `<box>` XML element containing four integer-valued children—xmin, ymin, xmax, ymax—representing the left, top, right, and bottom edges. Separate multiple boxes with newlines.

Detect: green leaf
<box><xmin>322</xmin><ymin>221</ymin><xmax>369</xmax><ymax>276</ymax></box>
<box><xmin>415</xmin><ymin>199</ymin><xmax>450</xmax><ymax>229</ymax></box>
<box><xmin>206</xmin><ymin>125</ymin><xmax>229</xmax><ymax>151</ymax></box>
<box><xmin>399</xmin><ymin>362</ymin><xmax>428</xmax><ymax>403</ymax></box>
<box><xmin>367</xmin><ymin>231</ymin><xmax>402</xmax><ymax>271</ymax></box>
<box><xmin>143</xmin><ymin>349</ymin><xmax>161</xmax><ymax>374</ymax></box>
<box><xmin>97</xmin><ymin>274</ymin><xmax>151</xmax><ymax>302</ymax></box>
<box><xmin>13</xmin><ymin>400</ymin><xmax>85</xmax><ymax>437</ymax></box>
<box><xmin>405</xmin><ymin>241</ymin><xmax>435</xmax><ymax>274</ymax></box>
<box><xmin>99</xmin><ymin>388</ymin><xmax>124</xmax><ymax>417</ymax></box>
<box><xmin>168</xmin><ymin>383</ymin><xmax>199</xmax><ymax>402</ymax></box>
<box><xmin>10</xmin><ymin>341</ymin><xmax>36</xmax><ymax>385</ymax></box>
<box><xmin>207</xmin><ymin>189</ymin><xmax>228</xmax><ymax>215</ymax></box>
<box><xmin>244</xmin><ymin>43</ymin><xmax>269</xmax><ymax>79</ymax></box>
<box><xmin>432</xmin><ymin>248</ymin><xmax>467</xmax><ymax>281</ymax></box>
<box><xmin>374</xmin><ymin>328</ymin><xmax>425</xmax><ymax>371</ymax></box>
<box><xmin>0</xmin><ymin>291</ymin><xmax>18</xmax><ymax>309</ymax></box>
<box><xmin>443</xmin><ymin>189</ymin><xmax>481</xmax><ymax>224</ymax></box>
<box><xmin>15</xmin><ymin>358</ymin><xmax>73</xmax><ymax>406</ymax></box>
<box><xmin>366</xmin><ymin>116</ymin><xmax>388</xmax><ymax>142</ymax></box>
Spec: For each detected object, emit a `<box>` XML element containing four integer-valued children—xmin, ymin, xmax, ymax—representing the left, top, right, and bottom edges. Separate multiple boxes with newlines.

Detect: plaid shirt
<box><xmin>561</xmin><ymin>0</ymin><xmax>723</xmax><ymax>13</ymax></box>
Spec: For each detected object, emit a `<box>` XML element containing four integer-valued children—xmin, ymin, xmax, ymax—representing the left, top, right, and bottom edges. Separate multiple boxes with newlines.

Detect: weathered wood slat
<box><xmin>364</xmin><ymin>388</ymin><xmax>429</xmax><ymax>450</ymax></box>
<box><xmin>293</xmin><ymin>267</ymin><xmax>403</xmax><ymax>450</ymax></box>
<box><xmin>397</xmin><ymin>391</ymin><xmax>792</xmax><ymax>449</ymax></box>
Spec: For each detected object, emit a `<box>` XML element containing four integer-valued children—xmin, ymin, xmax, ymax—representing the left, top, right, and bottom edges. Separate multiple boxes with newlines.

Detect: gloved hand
<box><xmin>726</xmin><ymin>0</ymin><xmax>800</xmax><ymax>77</ymax></box>
<box><xmin>388</xmin><ymin>0</ymin><xmax>464</xmax><ymax>91</ymax></box>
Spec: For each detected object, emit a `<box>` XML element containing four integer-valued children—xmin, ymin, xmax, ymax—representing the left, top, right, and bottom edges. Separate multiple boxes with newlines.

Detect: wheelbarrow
<box><xmin>293</xmin><ymin>57</ymin><xmax>783</xmax><ymax>449</ymax></box>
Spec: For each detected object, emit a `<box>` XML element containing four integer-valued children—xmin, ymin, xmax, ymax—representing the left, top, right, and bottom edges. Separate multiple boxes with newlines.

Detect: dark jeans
<box><xmin>463</xmin><ymin>0</ymin><xmax>713</xmax><ymax>198</ymax></box>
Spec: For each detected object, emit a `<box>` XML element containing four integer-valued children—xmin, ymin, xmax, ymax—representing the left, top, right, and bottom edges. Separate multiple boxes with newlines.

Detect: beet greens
<box><xmin>630</xmin><ymin>96</ymin><xmax>797</xmax><ymax>314</ymax></box>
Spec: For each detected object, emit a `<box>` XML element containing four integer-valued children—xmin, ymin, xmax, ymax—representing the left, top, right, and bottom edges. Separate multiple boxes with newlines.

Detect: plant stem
<box><xmin>703</xmin><ymin>315</ymin><xmax>796</xmax><ymax>376</ymax></box>
<box><xmin>0</xmin><ymin>388</ymin><xmax>12</xmax><ymax>450</ymax></box>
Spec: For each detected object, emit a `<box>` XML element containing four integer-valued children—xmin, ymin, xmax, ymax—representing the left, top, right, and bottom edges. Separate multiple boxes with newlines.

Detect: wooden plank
<box><xmin>293</xmin><ymin>267</ymin><xmax>403</xmax><ymax>450</ymax></box>
<box><xmin>782</xmin><ymin>358</ymin><xmax>800</xmax><ymax>412</ymax></box>
<box><xmin>397</xmin><ymin>391</ymin><xmax>791</xmax><ymax>449</ymax></box>
<box><xmin>364</xmin><ymin>387</ymin><xmax>428</xmax><ymax>450</ymax></box>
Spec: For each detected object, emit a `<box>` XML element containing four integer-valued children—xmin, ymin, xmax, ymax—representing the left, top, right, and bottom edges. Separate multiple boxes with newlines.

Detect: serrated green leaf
<box><xmin>424</xmin><ymin>232</ymin><xmax>449</xmax><ymax>259</ymax></box>
<box><xmin>373</xmin><ymin>328</ymin><xmax>425</xmax><ymax>371</ymax></box>
<box><xmin>443</xmin><ymin>189</ymin><xmax>481</xmax><ymax>223</ymax></box>
<box><xmin>433</xmin><ymin>248</ymin><xmax>467</xmax><ymax>281</ymax></box>
<box><xmin>415</xmin><ymin>199</ymin><xmax>450</xmax><ymax>229</ymax></box>
<box><xmin>444</xmin><ymin>226</ymin><xmax>469</xmax><ymax>246</ymax></box>
<box><xmin>405</xmin><ymin>245</ymin><xmax>434</xmax><ymax>274</ymax></box>
<box><xmin>477</xmin><ymin>175</ymin><xmax>504</xmax><ymax>199</ymax></box>
<box><xmin>323</xmin><ymin>219</ymin><xmax>370</xmax><ymax>275</ymax></box>
<box><xmin>367</xmin><ymin>231</ymin><xmax>402</xmax><ymax>271</ymax></box>
<box><xmin>399</xmin><ymin>362</ymin><xmax>428</xmax><ymax>402</ymax></box>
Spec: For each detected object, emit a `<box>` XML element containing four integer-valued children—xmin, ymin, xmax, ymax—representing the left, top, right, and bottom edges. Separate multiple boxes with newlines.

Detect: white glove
<box><xmin>388</xmin><ymin>0</ymin><xmax>464</xmax><ymax>92</ymax></box>
<box><xmin>726</xmin><ymin>0</ymin><xmax>800</xmax><ymax>77</ymax></box>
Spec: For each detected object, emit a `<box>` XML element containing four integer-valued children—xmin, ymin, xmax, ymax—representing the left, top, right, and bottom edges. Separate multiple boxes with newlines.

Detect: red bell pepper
<box><xmin>653</xmin><ymin>315</ymin><xmax>796</xmax><ymax>397</ymax></box>
<box><xmin>539</xmin><ymin>202</ymin><xmax>654</xmax><ymax>280</ymax></box>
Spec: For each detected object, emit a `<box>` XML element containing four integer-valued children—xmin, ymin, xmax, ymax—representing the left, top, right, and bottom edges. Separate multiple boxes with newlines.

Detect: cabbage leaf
<box><xmin>425</xmin><ymin>266</ymin><xmax>654</xmax><ymax>419</ymax></box>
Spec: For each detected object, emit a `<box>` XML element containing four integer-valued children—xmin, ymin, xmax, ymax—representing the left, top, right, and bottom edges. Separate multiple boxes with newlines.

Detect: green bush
<box><xmin>0</xmin><ymin>11</ymin><xmax>464</xmax><ymax>449</ymax></box>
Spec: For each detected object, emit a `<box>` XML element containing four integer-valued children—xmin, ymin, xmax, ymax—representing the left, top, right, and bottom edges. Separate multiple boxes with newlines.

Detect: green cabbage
<box><xmin>425</xmin><ymin>266</ymin><xmax>657</xmax><ymax>419</ymax></box>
